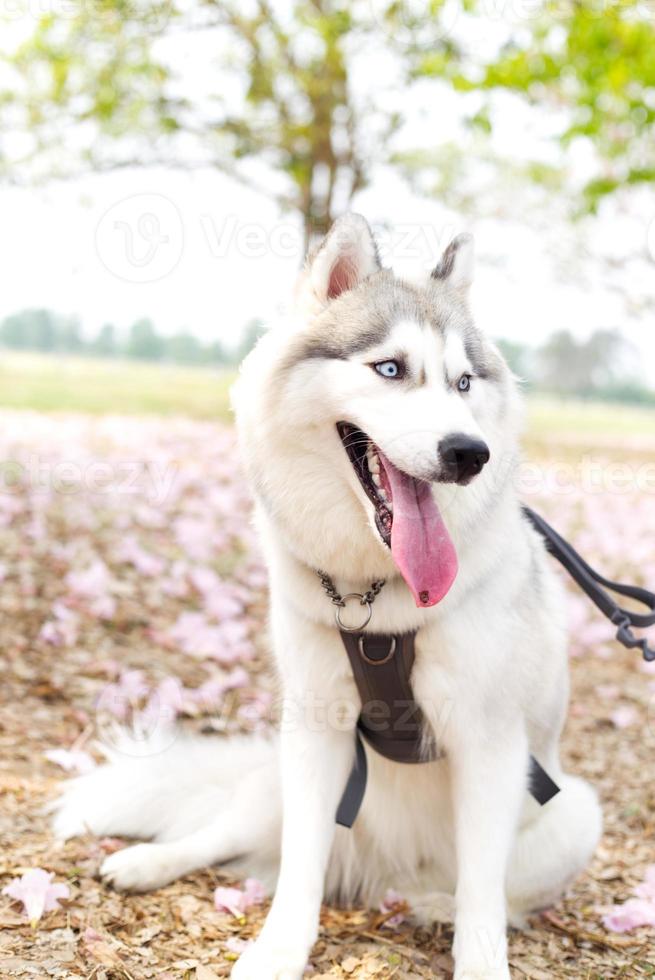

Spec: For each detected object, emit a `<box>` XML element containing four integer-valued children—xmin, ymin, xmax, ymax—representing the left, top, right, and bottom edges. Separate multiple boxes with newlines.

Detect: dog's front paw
<box><xmin>230</xmin><ymin>937</ymin><xmax>308</xmax><ymax>980</ymax></box>
<box><xmin>101</xmin><ymin>843</ymin><xmax>177</xmax><ymax>892</ymax></box>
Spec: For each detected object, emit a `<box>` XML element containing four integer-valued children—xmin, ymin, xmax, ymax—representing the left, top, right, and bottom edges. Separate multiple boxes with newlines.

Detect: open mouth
<box><xmin>336</xmin><ymin>421</ymin><xmax>459</xmax><ymax>608</ymax></box>
<box><xmin>336</xmin><ymin>422</ymin><xmax>393</xmax><ymax>546</ymax></box>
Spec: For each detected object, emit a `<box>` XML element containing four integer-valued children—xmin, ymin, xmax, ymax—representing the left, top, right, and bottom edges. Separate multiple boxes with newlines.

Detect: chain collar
<box><xmin>316</xmin><ymin>570</ymin><xmax>386</xmax><ymax>633</ymax></box>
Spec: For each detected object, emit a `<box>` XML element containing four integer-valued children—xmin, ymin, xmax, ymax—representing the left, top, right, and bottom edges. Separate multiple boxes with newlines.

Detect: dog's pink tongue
<box><xmin>378</xmin><ymin>452</ymin><xmax>458</xmax><ymax>608</ymax></box>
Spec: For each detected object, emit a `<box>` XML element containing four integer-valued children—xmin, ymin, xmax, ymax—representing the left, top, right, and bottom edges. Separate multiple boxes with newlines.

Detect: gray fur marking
<box><xmin>282</xmin><ymin>265</ymin><xmax>505</xmax><ymax>391</ymax></box>
<box><xmin>431</xmin><ymin>235</ymin><xmax>467</xmax><ymax>281</ymax></box>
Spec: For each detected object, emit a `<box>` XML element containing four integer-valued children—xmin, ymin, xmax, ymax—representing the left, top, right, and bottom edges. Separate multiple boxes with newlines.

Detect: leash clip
<box><xmin>612</xmin><ymin>613</ymin><xmax>655</xmax><ymax>662</ymax></box>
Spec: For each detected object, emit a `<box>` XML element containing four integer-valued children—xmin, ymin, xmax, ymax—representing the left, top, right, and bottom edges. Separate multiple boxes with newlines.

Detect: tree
<box><xmin>0</xmin><ymin>309</ymin><xmax>60</xmax><ymax>351</ymax></box>
<box><xmin>165</xmin><ymin>331</ymin><xmax>204</xmax><ymax>364</ymax></box>
<box><xmin>125</xmin><ymin>318</ymin><xmax>165</xmax><ymax>360</ymax></box>
<box><xmin>422</xmin><ymin>0</ymin><xmax>655</xmax><ymax>211</ymax></box>
<box><xmin>0</xmin><ymin>2</ymin><xmax>425</xmax><ymax>248</ymax></box>
<box><xmin>204</xmin><ymin>340</ymin><xmax>229</xmax><ymax>366</ymax></box>
<box><xmin>59</xmin><ymin>317</ymin><xmax>84</xmax><ymax>353</ymax></box>
<box><xmin>495</xmin><ymin>338</ymin><xmax>533</xmax><ymax>382</ymax></box>
<box><xmin>536</xmin><ymin>328</ymin><xmax>640</xmax><ymax>396</ymax></box>
<box><xmin>2</xmin><ymin>3</ymin><xmax>653</xmax><ymax>237</ymax></box>
<box><xmin>0</xmin><ymin>306</ymin><xmax>258</xmax><ymax>364</ymax></box>
<box><xmin>92</xmin><ymin>324</ymin><xmax>118</xmax><ymax>358</ymax></box>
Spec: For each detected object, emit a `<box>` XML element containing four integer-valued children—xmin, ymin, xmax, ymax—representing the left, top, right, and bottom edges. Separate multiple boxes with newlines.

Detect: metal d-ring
<box><xmin>335</xmin><ymin>593</ymin><xmax>372</xmax><ymax>633</ymax></box>
<box><xmin>358</xmin><ymin>634</ymin><xmax>397</xmax><ymax>665</ymax></box>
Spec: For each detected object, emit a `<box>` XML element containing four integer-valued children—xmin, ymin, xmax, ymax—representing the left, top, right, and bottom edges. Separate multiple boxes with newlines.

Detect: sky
<box><xmin>0</xmin><ymin>9</ymin><xmax>654</xmax><ymax>379</ymax></box>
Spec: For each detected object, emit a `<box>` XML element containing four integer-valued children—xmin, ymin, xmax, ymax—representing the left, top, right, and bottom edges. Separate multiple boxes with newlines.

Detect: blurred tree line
<box><xmin>0</xmin><ymin>309</ymin><xmax>264</xmax><ymax>367</ymax></box>
<box><xmin>1</xmin><ymin>1</ymin><xmax>653</xmax><ymax>246</ymax></box>
<box><xmin>497</xmin><ymin>328</ymin><xmax>654</xmax><ymax>404</ymax></box>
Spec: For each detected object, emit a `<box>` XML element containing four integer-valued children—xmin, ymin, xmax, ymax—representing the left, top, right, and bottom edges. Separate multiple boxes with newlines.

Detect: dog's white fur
<box><xmin>53</xmin><ymin>215</ymin><xmax>601</xmax><ymax>979</ymax></box>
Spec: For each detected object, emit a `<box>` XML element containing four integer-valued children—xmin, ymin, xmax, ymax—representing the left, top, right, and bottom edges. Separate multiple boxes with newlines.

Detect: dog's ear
<box><xmin>431</xmin><ymin>234</ymin><xmax>474</xmax><ymax>292</ymax></box>
<box><xmin>308</xmin><ymin>213</ymin><xmax>380</xmax><ymax>303</ymax></box>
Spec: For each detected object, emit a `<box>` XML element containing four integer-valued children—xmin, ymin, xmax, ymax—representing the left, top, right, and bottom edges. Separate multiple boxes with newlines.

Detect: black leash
<box><xmin>523</xmin><ymin>506</ymin><xmax>655</xmax><ymax>662</ymax></box>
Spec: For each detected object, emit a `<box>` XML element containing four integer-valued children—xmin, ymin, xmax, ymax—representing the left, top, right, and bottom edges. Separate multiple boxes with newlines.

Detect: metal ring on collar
<box><xmin>358</xmin><ymin>634</ymin><xmax>396</xmax><ymax>665</ymax></box>
<box><xmin>335</xmin><ymin>594</ymin><xmax>372</xmax><ymax>633</ymax></box>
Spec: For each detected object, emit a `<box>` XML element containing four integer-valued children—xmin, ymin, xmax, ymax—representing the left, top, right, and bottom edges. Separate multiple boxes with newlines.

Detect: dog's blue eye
<box><xmin>374</xmin><ymin>360</ymin><xmax>401</xmax><ymax>379</ymax></box>
<box><xmin>458</xmin><ymin>374</ymin><xmax>472</xmax><ymax>392</ymax></box>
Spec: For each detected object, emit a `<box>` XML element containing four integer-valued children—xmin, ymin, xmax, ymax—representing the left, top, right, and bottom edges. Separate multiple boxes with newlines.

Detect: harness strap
<box><xmin>522</xmin><ymin>506</ymin><xmax>655</xmax><ymax>662</ymax></box>
<box><xmin>336</xmin><ymin>629</ymin><xmax>559</xmax><ymax>828</ymax></box>
<box><xmin>335</xmin><ymin>731</ymin><xmax>367</xmax><ymax>828</ymax></box>
<box><xmin>338</xmin><ymin>631</ymin><xmax>436</xmax><ymax>763</ymax></box>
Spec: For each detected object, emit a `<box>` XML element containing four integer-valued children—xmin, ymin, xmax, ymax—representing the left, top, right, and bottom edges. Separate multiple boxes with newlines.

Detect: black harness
<box><xmin>335</xmin><ymin>506</ymin><xmax>655</xmax><ymax>828</ymax></box>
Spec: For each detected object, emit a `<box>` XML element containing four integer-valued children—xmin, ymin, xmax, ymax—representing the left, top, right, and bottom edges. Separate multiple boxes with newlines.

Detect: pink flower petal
<box><xmin>379</xmin><ymin>888</ymin><xmax>407</xmax><ymax>929</ymax></box>
<box><xmin>117</xmin><ymin>536</ymin><xmax>166</xmax><ymax>577</ymax></box>
<box><xmin>66</xmin><ymin>560</ymin><xmax>111</xmax><ymax>599</ymax></box>
<box><xmin>595</xmin><ymin>684</ymin><xmax>620</xmax><ymax>700</ymax></box>
<box><xmin>140</xmin><ymin>677</ymin><xmax>186</xmax><ymax>726</ymax></box>
<box><xmin>602</xmin><ymin>897</ymin><xmax>655</xmax><ymax>933</ymax></box>
<box><xmin>2</xmin><ymin>869</ymin><xmax>70</xmax><ymax>924</ymax></box>
<box><xmin>610</xmin><ymin>705</ymin><xmax>639</xmax><ymax>729</ymax></box>
<box><xmin>96</xmin><ymin>669</ymin><xmax>149</xmax><ymax>718</ymax></box>
<box><xmin>243</xmin><ymin>878</ymin><xmax>267</xmax><ymax>905</ymax></box>
<box><xmin>225</xmin><ymin>936</ymin><xmax>253</xmax><ymax>954</ymax></box>
<box><xmin>214</xmin><ymin>878</ymin><xmax>266</xmax><ymax>918</ymax></box>
<box><xmin>214</xmin><ymin>886</ymin><xmax>248</xmax><ymax>917</ymax></box>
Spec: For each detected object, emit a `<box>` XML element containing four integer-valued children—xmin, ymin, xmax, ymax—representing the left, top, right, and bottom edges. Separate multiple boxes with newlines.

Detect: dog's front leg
<box><xmin>449</xmin><ymin>725</ymin><xmax>527</xmax><ymax>980</ymax></box>
<box><xmin>231</xmin><ymin>704</ymin><xmax>354</xmax><ymax>980</ymax></box>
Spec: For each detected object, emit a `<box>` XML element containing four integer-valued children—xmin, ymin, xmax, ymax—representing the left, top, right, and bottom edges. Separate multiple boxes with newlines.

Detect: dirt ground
<box><xmin>0</xmin><ymin>410</ymin><xmax>654</xmax><ymax>979</ymax></box>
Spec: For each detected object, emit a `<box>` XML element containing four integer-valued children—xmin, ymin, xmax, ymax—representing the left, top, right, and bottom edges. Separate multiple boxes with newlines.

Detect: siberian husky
<box><xmin>53</xmin><ymin>215</ymin><xmax>602</xmax><ymax>979</ymax></box>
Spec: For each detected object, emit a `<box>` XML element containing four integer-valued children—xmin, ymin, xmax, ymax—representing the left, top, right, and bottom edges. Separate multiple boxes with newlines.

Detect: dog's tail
<box><xmin>50</xmin><ymin>729</ymin><xmax>280</xmax><ymax>844</ymax></box>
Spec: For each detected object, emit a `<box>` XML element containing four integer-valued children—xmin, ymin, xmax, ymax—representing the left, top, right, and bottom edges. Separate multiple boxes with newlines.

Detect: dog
<box><xmin>53</xmin><ymin>214</ymin><xmax>602</xmax><ymax>979</ymax></box>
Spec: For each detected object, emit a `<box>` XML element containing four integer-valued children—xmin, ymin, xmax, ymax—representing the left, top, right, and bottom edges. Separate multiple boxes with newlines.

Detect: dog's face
<box><xmin>234</xmin><ymin>214</ymin><xmax>520</xmax><ymax>605</ymax></box>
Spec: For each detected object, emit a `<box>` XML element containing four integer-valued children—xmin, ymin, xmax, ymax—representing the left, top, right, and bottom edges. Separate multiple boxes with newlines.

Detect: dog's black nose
<box><xmin>438</xmin><ymin>434</ymin><xmax>490</xmax><ymax>485</ymax></box>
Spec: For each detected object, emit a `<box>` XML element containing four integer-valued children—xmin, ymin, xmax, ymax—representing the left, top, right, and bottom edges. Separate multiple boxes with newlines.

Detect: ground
<box><xmin>0</xmin><ymin>371</ymin><xmax>654</xmax><ymax>979</ymax></box>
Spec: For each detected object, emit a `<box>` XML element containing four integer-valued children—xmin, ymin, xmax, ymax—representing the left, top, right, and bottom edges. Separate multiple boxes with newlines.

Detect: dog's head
<box><xmin>233</xmin><ymin>214</ymin><xmax>521</xmax><ymax>606</ymax></box>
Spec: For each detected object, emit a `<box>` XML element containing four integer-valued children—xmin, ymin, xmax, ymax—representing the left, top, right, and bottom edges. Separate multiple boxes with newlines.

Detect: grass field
<box><xmin>0</xmin><ymin>350</ymin><xmax>235</xmax><ymax>420</ymax></box>
<box><xmin>1</xmin><ymin>349</ymin><xmax>654</xmax><ymax>441</ymax></box>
